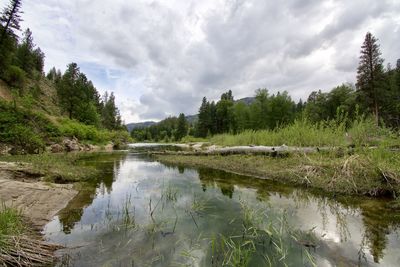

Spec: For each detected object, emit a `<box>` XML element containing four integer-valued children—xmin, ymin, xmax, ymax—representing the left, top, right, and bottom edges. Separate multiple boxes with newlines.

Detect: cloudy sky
<box><xmin>3</xmin><ymin>0</ymin><xmax>399</xmax><ymax>122</ymax></box>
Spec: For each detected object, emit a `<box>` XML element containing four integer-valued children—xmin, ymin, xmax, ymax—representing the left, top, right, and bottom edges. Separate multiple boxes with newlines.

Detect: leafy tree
<box><xmin>251</xmin><ymin>89</ymin><xmax>270</xmax><ymax>129</ymax></box>
<box><xmin>356</xmin><ymin>32</ymin><xmax>384</xmax><ymax>125</ymax></box>
<box><xmin>215</xmin><ymin>90</ymin><xmax>236</xmax><ymax>133</ymax></box>
<box><xmin>234</xmin><ymin>101</ymin><xmax>251</xmax><ymax>131</ymax></box>
<box><xmin>268</xmin><ymin>91</ymin><xmax>296</xmax><ymax>128</ymax></box>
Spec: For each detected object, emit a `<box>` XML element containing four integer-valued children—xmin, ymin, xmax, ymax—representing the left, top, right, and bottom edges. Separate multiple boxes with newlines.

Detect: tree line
<box><xmin>132</xmin><ymin>32</ymin><xmax>400</xmax><ymax>141</ymax></box>
<box><xmin>0</xmin><ymin>0</ymin><xmax>125</xmax><ymax>132</ymax></box>
<box><xmin>131</xmin><ymin>113</ymin><xmax>188</xmax><ymax>142</ymax></box>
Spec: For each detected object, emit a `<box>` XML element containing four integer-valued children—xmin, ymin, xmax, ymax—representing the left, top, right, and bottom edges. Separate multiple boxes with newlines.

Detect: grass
<box><xmin>0</xmin><ymin>204</ymin><xmax>61</xmax><ymax>266</ymax></box>
<box><xmin>0</xmin><ymin>204</ymin><xmax>25</xmax><ymax>242</ymax></box>
<box><xmin>0</xmin><ymin>153</ymin><xmax>100</xmax><ymax>183</ymax></box>
<box><xmin>155</xmin><ymin>147</ymin><xmax>400</xmax><ymax>197</ymax></box>
<box><xmin>156</xmin><ymin>117</ymin><xmax>400</xmax><ymax>197</ymax></box>
<box><xmin>209</xmin><ymin>117</ymin><xmax>399</xmax><ymax>148</ymax></box>
<box><xmin>209</xmin><ymin>201</ymin><xmax>318</xmax><ymax>267</ymax></box>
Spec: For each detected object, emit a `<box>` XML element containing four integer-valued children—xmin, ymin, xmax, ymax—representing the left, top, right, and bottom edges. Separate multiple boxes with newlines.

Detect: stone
<box><xmin>50</xmin><ymin>143</ymin><xmax>64</xmax><ymax>153</ymax></box>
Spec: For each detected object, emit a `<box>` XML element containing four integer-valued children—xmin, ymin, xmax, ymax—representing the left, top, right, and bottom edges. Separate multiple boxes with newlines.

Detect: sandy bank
<box><xmin>0</xmin><ymin>162</ymin><xmax>78</xmax><ymax>229</ymax></box>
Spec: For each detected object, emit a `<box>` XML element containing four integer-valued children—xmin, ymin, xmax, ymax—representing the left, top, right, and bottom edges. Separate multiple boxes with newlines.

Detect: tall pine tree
<box><xmin>356</xmin><ymin>32</ymin><xmax>384</xmax><ymax>125</ymax></box>
<box><xmin>0</xmin><ymin>0</ymin><xmax>22</xmax><ymax>43</ymax></box>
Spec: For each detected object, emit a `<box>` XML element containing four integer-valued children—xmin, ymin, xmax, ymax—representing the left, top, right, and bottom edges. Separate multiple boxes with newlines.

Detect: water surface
<box><xmin>44</xmin><ymin>152</ymin><xmax>400</xmax><ymax>266</ymax></box>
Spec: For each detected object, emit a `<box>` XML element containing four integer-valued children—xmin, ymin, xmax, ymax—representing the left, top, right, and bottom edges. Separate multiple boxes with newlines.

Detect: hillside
<box><xmin>126</xmin><ymin>121</ymin><xmax>157</xmax><ymax>132</ymax></box>
<box><xmin>0</xmin><ymin>74</ymin><xmax>130</xmax><ymax>155</ymax></box>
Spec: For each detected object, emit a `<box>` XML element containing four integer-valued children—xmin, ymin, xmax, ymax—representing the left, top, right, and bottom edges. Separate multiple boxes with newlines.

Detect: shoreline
<box><xmin>153</xmin><ymin>152</ymin><xmax>400</xmax><ymax>198</ymax></box>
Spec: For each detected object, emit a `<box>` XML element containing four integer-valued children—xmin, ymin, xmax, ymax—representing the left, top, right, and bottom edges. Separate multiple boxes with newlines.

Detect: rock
<box><xmin>104</xmin><ymin>143</ymin><xmax>114</xmax><ymax>151</ymax></box>
<box><xmin>0</xmin><ymin>143</ymin><xmax>12</xmax><ymax>155</ymax></box>
<box><xmin>50</xmin><ymin>144</ymin><xmax>64</xmax><ymax>153</ymax></box>
<box><xmin>63</xmin><ymin>138</ymin><xmax>80</xmax><ymax>152</ymax></box>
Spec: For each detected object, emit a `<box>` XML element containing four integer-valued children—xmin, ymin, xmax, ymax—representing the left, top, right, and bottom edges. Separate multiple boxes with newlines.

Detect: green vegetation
<box><xmin>0</xmin><ymin>204</ymin><xmax>61</xmax><ymax>266</ymax></box>
<box><xmin>0</xmin><ymin>205</ymin><xmax>25</xmax><ymax>240</ymax></box>
<box><xmin>210</xmin><ymin>116</ymin><xmax>399</xmax><ymax>148</ymax></box>
<box><xmin>155</xmin><ymin>146</ymin><xmax>400</xmax><ymax>197</ymax></box>
<box><xmin>0</xmin><ymin>153</ymin><xmax>101</xmax><ymax>183</ymax></box>
<box><xmin>131</xmin><ymin>115</ymin><xmax>189</xmax><ymax>142</ymax></box>
<box><xmin>0</xmin><ymin>0</ymin><xmax>129</xmax><ymax>154</ymax></box>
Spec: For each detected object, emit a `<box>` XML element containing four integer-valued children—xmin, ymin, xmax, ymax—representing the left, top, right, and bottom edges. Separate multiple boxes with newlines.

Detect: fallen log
<box><xmin>147</xmin><ymin>145</ymin><xmax>337</xmax><ymax>157</ymax></box>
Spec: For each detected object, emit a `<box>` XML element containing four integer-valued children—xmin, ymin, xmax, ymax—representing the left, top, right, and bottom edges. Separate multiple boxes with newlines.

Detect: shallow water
<box><xmin>44</xmin><ymin>152</ymin><xmax>400</xmax><ymax>266</ymax></box>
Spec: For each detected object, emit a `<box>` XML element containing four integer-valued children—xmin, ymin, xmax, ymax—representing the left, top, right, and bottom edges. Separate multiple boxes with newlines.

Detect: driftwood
<box><xmin>147</xmin><ymin>145</ymin><xmax>338</xmax><ymax>157</ymax></box>
<box><xmin>0</xmin><ymin>235</ymin><xmax>62</xmax><ymax>267</ymax></box>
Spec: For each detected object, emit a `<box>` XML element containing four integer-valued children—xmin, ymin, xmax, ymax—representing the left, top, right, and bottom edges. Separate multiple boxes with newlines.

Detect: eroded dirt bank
<box><xmin>0</xmin><ymin>162</ymin><xmax>78</xmax><ymax>229</ymax></box>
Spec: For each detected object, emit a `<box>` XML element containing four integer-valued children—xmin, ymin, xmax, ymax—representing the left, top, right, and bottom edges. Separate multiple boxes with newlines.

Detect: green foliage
<box><xmin>305</xmin><ymin>84</ymin><xmax>357</xmax><ymax>123</ymax></box>
<box><xmin>3</xmin><ymin>65</ymin><xmax>25</xmax><ymax>88</ymax></box>
<box><xmin>101</xmin><ymin>92</ymin><xmax>122</xmax><ymax>130</ymax></box>
<box><xmin>109</xmin><ymin>130</ymin><xmax>131</xmax><ymax>149</ymax></box>
<box><xmin>175</xmin><ymin>113</ymin><xmax>188</xmax><ymax>140</ymax></box>
<box><xmin>211</xmin><ymin>118</ymin><xmax>346</xmax><ymax>147</ymax></box>
<box><xmin>356</xmin><ymin>32</ymin><xmax>385</xmax><ymax>124</ymax></box>
<box><xmin>0</xmin><ymin>205</ymin><xmax>24</xmax><ymax>239</ymax></box>
<box><xmin>0</xmin><ymin>100</ymin><xmax>59</xmax><ymax>153</ymax></box>
<box><xmin>58</xmin><ymin>118</ymin><xmax>108</xmax><ymax>143</ymax></box>
<box><xmin>131</xmin><ymin>116</ymin><xmax>181</xmax><ymax>142</ymax></box>
<box><xmin>0</xmin><ymin>153</ymin><xmax>101</xmax><ymax>183</ymax></box>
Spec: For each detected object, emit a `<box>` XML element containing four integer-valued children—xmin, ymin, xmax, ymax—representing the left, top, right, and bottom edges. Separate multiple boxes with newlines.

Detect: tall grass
<box><xmin>0</xmin><ymin>204</ymin><xmax>25</xmax><ymax>241</ymax></box>
<box><xmin>210</xmin><ymin>117</ymin><xmax>399</xmax><ymax>148</ymax></box>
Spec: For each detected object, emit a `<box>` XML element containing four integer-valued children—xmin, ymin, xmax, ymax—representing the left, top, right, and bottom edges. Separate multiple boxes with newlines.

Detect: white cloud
<box><xmin>1</xmin><ymin>0</ymin><xmax>399</xmax><ymax>122</ymax></box>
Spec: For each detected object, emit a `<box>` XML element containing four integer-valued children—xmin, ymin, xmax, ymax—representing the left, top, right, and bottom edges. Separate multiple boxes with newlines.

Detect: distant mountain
<box><xmin>125</xmin><ymin>121</ymin><xmax>157</xmax><ymax>132</ymax></box>
<box><xmin>185</xmin><ymin>114</ymin><xmax>198</xmax><ymax>124</ymax></box>
<box><xmin>236</xmin><ymin>97</ymin><xmax>255</xmax><ymax>105</ymax></box>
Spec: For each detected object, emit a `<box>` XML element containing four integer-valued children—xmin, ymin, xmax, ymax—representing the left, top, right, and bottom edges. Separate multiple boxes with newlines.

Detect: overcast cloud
<box><xmin>2</xmin><ymin>0</ymin><xmax>399</xmax><ymax>122</ymax></box>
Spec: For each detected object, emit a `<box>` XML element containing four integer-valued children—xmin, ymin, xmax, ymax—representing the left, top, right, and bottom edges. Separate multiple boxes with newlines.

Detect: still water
<box><xmin>44</xmin><ymin>152</ymin><xmax>400</xmax><ymax>266</ymax></box>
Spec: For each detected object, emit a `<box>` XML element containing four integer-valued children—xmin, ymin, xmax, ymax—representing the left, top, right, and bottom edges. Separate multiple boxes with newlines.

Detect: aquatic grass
<box><xmin>207</xmin><ymin>201</ymin><xmax>318</xmax><ymax>267</ymax></box>
<box><xmin>162</xmin><ymin>182</ymin><xmax>179</xmax><ymax>202</ymax></box>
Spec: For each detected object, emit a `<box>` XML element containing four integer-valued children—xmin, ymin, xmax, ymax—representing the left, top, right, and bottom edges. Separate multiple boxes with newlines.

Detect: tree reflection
<box><xmin>57</xmin><ymin>153</ymin><xmax>127</xmax><ymax>234</ymax></box>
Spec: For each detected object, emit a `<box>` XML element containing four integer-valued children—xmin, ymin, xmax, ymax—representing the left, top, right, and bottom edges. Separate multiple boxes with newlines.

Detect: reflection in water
<box><xmin>45</xmin><ymin>153</ymin><xmax>400</xmax><ymax>266</ymax></box>
<box><xmin>56</xmin><ymin>153</ymin><xmax>128</xmax><ymax>234</ymax></box>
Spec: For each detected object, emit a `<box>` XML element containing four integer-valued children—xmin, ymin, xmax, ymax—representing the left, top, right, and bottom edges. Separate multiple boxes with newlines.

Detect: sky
<box><xmin>2</xmin><ymin>0</ymin><xmax>400</xmax><ymax>123</ymax></box>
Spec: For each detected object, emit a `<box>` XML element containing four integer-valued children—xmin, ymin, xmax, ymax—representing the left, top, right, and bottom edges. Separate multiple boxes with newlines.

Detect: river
<box><xmin>43</xmin><ymin>152</ymin><xmax>400</xmax><ymax>266</ymax></box>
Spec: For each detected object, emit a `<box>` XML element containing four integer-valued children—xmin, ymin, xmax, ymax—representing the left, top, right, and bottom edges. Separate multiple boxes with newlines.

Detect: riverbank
<box><xmin>0</xmin><ymin>153</ymin><xmax>109</xmax><ymax>266</ymax></box>
<box><xmin>154</xmin><ymin>148</ymin><xmax>400</xmax><ymax>197</ymax></box>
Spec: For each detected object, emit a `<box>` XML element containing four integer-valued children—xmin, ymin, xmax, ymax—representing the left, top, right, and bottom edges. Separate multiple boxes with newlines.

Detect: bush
<box><xmin>109</xmin><ymin>130</ymin><xmax>131</xmax><ymax>148</ymax></box>
<box><xmin>8</xmin><ymin>124</ymin><xmax>45</xmax><ymax>154</ymax></box>
<box><xmin>58</xmin><ymin>118</ymin><xmax>109</xmax><ymax>143</ymax></box>
<box><xmin>0</xmin><ymin>100</ymin><xmax>59</xmax><ymax>153</ymax></box>
<box><xmin>4</xmin><ymin>65</ymin><xmax>26</xmax><ymax>89</ymax></box>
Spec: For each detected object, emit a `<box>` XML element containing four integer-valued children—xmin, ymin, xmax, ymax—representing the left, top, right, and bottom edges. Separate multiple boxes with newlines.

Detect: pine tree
<box><xmin>57</xmin><ymin>63</ymin><xmax>82</xmax><ymax>119</ymax></box>
<box><xmin>356</xmin><ymin>32</ymin><xmax>384</xmax><ymax>125</ymax></box>
<box><xmin>176</xmin><ymin>113</ymin><xmax>188</xmax><ymax>140</ymax></box>
<box><xmin>196</xmin><ymin>97</ymin><xmax>210</xmax><ymax>137</ymax></box>
<box><xmin>15</xmin><ymin>28</ymin><xmax>36</xmax><ymax>74</ymax></box>
<box><xmin>0</xmin><ymin>0</ymin><xmax>22</xmax><ymax>43</ymax></box>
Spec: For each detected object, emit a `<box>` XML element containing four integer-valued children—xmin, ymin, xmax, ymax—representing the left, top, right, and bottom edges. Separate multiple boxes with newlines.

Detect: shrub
<box><xmin>58</xmin><ymin>118</ymin><xmax>110</xmax><ymax>143</ymax></box>
<box><xmin>4</xmin><ymin>65</ymin><xmax>26</xmax><ymax>89</ymax></box>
